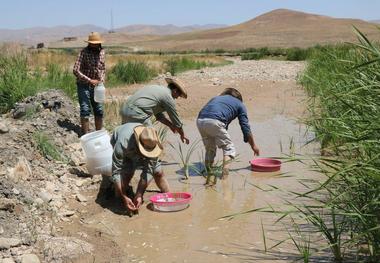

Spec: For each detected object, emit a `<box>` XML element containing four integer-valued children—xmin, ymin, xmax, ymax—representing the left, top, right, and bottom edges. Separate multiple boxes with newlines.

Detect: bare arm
<box><xmin>156</xmin><ymin>114</ymin><xmax>176</xmax><ymax>133</ymax></box>
<box><xmin>114</xmin><ymin>177</ymin><xmax>137</xmax><ymax>211</ymax></box>
<box><xmin>134</xmin><ymin>171</ymin><xmax>170</xmax><ymax>209</ymax></box>
<box><xmin>156</xmin><ymin>113</ymin><xmax>189</xmax><ymax>144</ymax></box>
<box><xmin>246</xmin><ymin>133</ymin><xmax>260</xmax><ymax>156</ymax></box>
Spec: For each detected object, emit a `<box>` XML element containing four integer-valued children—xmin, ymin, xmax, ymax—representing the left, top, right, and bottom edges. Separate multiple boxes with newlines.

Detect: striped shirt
<box><xmin>73</xmin><ymin>47</ymin><xmax>105</xmax><ymax>85</ymax></box>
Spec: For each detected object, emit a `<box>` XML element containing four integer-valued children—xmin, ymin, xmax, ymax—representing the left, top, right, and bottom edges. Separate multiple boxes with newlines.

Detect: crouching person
<box><xmin>111</xmin><ymin>123</ymin><xmax>169</xmax><ymax>212</ymax></box>
<box><xmin>197</xmin><ymin>88</ymin><xmax>260</xmax><ymax>183</ymax></box>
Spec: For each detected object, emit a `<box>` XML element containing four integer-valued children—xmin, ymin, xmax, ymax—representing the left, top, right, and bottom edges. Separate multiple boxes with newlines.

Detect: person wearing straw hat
<box><xmin>121</xmin><ymin>77</ymin><xmax>190</xmax><ymax>144</ymax></box>
<box><xmin>73</xmin><ymin>32</ymin><xmax>106</xmax><ymax>136</ymax></box>
<box><xmin>197</xmin><ymin>88</ymin><xmax>260</xmax><ymax>182</ymax></box>
<box><xmin>110</xmin><ymin>123</ymin><xmax>170</xmax><ymax>212</ymax></box>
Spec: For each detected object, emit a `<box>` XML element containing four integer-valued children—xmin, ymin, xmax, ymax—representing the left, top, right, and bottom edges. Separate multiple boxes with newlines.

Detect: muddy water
<box><xmin>81</xmin><ymin>108</ymin><xmax>319</xmax><ymax>262</ymax></box>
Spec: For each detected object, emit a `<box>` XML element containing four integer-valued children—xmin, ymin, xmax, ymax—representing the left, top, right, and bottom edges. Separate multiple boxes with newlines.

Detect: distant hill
<box><xmin>370</xmin><ymin>20</ymin><xmax>380</xmax><ymax>24</ymax></box>
<box><xmin>116</xmin><ymin>24</ymin><xmax>227</xmax><ymax>35</ymax></box>
<box><xmin>0</xmin><ymin>23</ymin><xmax>226</xmax><ymax>46</ymax></box>
<box><xmin>0</xmin><ymin>25</ymin><xmax>107</xmax><ymax>45</ymax></box>
<box><xmin>115</xmin><ymin>9</ymin><xmax>380</xmax><ymax>51</ymax></box>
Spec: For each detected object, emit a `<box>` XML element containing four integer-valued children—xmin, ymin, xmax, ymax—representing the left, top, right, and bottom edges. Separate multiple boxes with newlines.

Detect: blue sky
<box><xmin>1</xmin><ymin>0</ymin><xmax>379</xmax><ymax>29</ymax></box>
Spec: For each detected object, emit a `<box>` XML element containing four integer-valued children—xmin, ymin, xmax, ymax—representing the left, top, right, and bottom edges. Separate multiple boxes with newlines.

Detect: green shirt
<box><xmin>110</xmin><ymin>122</ymin><xmax>161</xmax><ymax>182</ymax></box>
<box><xmin>123</xmin><ymin>85</ymin><xmax>183</xmax><ymax>128</ymax></box>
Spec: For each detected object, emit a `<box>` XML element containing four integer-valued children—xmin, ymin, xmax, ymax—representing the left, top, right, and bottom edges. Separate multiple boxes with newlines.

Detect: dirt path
<box><xmin>61</xmin><ymin>59</ymin><xmax>320</xmax><ymax>263</ymax></box>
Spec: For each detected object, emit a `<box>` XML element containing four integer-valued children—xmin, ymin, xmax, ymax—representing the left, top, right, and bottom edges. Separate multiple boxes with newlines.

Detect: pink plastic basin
<box><xmin>250</xmin><ymin>158</ymin><xmax>282</xmax><ymax>172</ymax></box>
<box><xmin>150</xmin><ymin>192</ymin><xmax>192</xmax><ymax>212</ymax></box>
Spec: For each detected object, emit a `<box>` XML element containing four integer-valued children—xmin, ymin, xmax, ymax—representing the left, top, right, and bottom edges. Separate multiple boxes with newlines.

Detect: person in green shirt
<box><xmin>111</xmin><ymin>123</ymin><xmax>169</xmax><ymax>212</ymax></box>
<box><xmin>121</xmin><ymin>77</ymin><xmax>189</xmax><ymax>144</ymax></box>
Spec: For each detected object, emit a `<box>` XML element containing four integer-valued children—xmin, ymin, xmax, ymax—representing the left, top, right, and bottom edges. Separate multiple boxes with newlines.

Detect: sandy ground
<box><xmin>59</xmin><ymin>58</ymin><xmax>323</xmax><ymax>263</ymax></box>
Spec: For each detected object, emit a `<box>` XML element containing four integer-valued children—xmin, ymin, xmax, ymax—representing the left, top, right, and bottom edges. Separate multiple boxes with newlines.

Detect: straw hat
<box><xmin>165</xmin><ymin>77</ymin><xmax>187</xmax><ymax>99</ymax></box>
<box><xmin>85</xmin><ymin>32</ymin><xmax>103</xmax><ymax>44</ymax></box>
<box><xmin>134</xmin><ymin>126</ymin><xmax>163</xmax><ymax>158</ymax></box>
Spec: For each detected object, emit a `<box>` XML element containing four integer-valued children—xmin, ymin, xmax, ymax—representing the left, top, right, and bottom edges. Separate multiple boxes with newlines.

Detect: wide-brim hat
<box><xmin>85</xmin><ymin>32</ymin><xmax>103</xmax><ymax>44</ymax></box>
<box><xmin>165</xmin><ymin>77</ymin><xmax>187</xmax><ymax>99</ymax></box>
<box><xmin>134</xmin><ymin>126</ymin><xmax>163</xmax><ymax>158</ymax></box>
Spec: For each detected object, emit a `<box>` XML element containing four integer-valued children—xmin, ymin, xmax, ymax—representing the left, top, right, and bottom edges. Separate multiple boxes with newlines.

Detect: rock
<box><xmin>60</xmin><ymin>210</ymin><xmax>75</xmax><ymax>217</ymax></box>
<box><xmin>38</xmin><ymin>192</ymin><xmax>52</xmax><ymax>203</ymax></box>
<box><xmin>43</xmin><ymin>236</ymin><xmax>93</xmax><ymax>262</ymax></box>
<box><xmin>8</xmin><ymin>157</ymin><xmax>32</xmax><ymax>182</ymax></box>
<box><xmin>68</xmin><ymin>142</ymin><xmax>82</xmax><ymax>152</ymax></box>
<box><xmin>44</xmin><ymin>181</ymin><xmax>56</xmax><ymax>192</ymax></box>
<box><xmin>75</xmin><ymin>180</ymin><xmax>84</xmax><ymax>187</ymax></box>
<box><xmin>91</xmin><ymin>174</ymin><xmax>102</xmax><ymax>183</ymax></box>
<box><xmin>12</xmin><ymin>188</ymin><xmax>20</xmax><ymax>195</ymax></box>
<box><xmin>0</xmin><ymin>168</ymin><xmax>6</xmax><ymax>176</ymax></box>
<box><xmin>34</xmin><ymin>198</ymin><xmax>44</xmax><ymax>206</ymax></box>
<box><xmin>21</xmin><ymin>254</ymin><xmax>40</xmax><ymax>263</ymax></box>
<box><xmin>0</xmin><ymin>198</ymin><xmax>16</xmax><ymax>211</ymax></box>
<box><xmin>0</xmin><ymin>237</ymin><xmax>21</xmax><ymax>249</ymax></box>
<box><xmin>10</xmin><ymin>247</ymin><xmax>20</xmax><ymax>256</ymax></box>
<box><xmin>0</xmin><ymin>122</ymin><xmax>9</xmax><ymax>133</ymax></box>
<box><xmin>58</xmin><ymin>174</ymin><xmax>68</xmax><ymax>183</ymax></box>
<box><xmin>2</xmin><ymin>258</ymin><xmax>16</xmax><ymax>263</ymax></box>
<box><xmin>0</xmin><ymin>225</ymin><xmax>4</xmax><ymax>234</ymax></box>
<box><xmin>76</xmin><ymin>194</ymin><xmax>87</xmax><ymax>203</ymax></box>
<box><xmin>69</xmin><ymin>167</ymin><xmax>90</xmax><ymax>177</ymax></box>
<box><xmin>50</xmin><ymin>200</ymin><xmax>63</xmax><ymax>209</ymax></box>
<box><xmin>69</xmin><ymin>153</ymin><xmax>83</xmax><ymax>166</ymax></box>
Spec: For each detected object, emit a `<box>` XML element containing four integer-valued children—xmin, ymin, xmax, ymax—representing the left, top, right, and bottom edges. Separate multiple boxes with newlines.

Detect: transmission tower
<box><xmin>109</xmin><ymin>9</ymin><xmax>115</xmax><ymax>33</ymax></box>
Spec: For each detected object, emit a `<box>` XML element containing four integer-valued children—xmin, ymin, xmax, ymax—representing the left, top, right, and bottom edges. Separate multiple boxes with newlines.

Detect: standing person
<box><xmin>197</xmin><ymin>88</ymin><xmax>260</xmax><ymax>181</ymax></box>
<box><xmin>73</xmin><ymin>32</ymin><xmax>105</xmax><ymax>135</ymax></box>
<box><xmin>111</xmin><ymin>123</ymin><xmax>170</xmax><ymax>212</ymax></box>
<box><xmin>121</xmin><ymin>77</ymin><xmax>189</xmax><ymax>144</ymax></box>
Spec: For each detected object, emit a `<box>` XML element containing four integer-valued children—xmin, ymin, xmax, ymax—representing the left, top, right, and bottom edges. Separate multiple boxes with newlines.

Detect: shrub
<box><xmin>241</xmin><ymin>52</ymin><xmax>265</xmax><ymax>60</ymax></box>
<box><xmin>0</xmin><ymin>53</ymin><xmax>35</xmax><ymax>112</ymax></box>
<box><xmin>108</xmin><ymin>60</ymin><xmax>156</xmax><ymax>85</ymax></box>
<box><xmin>286</xmin><ymin>47</ymin><xmax>310</xmax><ymax>61</ymax></box>
<box><xmin>164</xmin><ymin>57</ymin><xmax>210</xmax><ymax>75</ymax></box>
<box><xmin>33</xmin><ymin>131</ymin><xmax>66</xmax><ymax>161</ymax></box>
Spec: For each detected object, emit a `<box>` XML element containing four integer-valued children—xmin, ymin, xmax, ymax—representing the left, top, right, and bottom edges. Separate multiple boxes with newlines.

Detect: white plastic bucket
<box><xmin>80</xmin><ymin>130</ymin><xmax>112</xmax><ymax>176</ymax></box>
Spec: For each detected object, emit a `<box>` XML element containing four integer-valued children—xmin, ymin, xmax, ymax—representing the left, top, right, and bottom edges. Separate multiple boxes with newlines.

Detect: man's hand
<box><xmin>180</xmin><ymin>134</ymin><xmax>190</xmax><ymax>145</ymax></box>
<box><xmin>177</xmin><ymin>127</ymin><xmax>189</xmax><ymax>144</ymax></box>
<box><xmin>89</xmin><ymin>79</ymin><xmax>100</xmax><ymax>86</ymax></box>
<box><xmin>252</xmin><ymin>144</ymin><xmax>260</xmax><ymax>156</ymax></box>
<box><xmin>133</xmin><ymin>196</ymin><xmax>143</xmax><ymax>209</ymax></box>
<box><xmin>121</xmin><ymin>195</ymin><xmax>137</xmax><ymax>211</ymax></box>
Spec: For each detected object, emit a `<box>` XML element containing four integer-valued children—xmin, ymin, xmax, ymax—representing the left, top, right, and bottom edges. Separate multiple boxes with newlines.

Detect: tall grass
<box><xmin>221</xmin><ymin>30</ymin><xmax>380</xmax><ymax>262</ymax></box>
<box><xmin>293</xmin><ymin>29</ymin><xmax>380</xmax><ymax>261</ymax></box>
<box><xmin>107</xmin><ymin>60</ymin><xmax>156</xmax><ymax>85</ymax></box>
<box><xmin>164</xmin><ymin>57</ymin><xmax>221</xmax><ymax>75</ymax></box>
<box><xmin>0</xmin><ymin>52</ymin><xmax>37</xmax><ymax>112</ymax></box>
<box><xmin>240</xmin><ymin>46</ymin><xmax>323</xmax><ymax>61</ymax></box>
<box><xmin>0</xmin><ymin>51</ymin><xmax>76</xmax><ymax>113</ymax></box>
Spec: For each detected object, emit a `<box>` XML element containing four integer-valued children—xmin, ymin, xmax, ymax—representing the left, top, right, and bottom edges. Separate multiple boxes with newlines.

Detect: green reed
<box><xmin>221</xmin><ymin>28</ymin><xmax>380</xmax><ymax>262</ymax></box>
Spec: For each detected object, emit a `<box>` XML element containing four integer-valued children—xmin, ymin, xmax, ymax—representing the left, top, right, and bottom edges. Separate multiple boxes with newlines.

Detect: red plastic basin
<box><xmin>150</xmin><ymin>192</ymin><xmax>192</xmax><ymax>212</ymax></box>
<box><xmin>250</xmin><ymin>158</ymin><xmax>281</xmax><ymax>172</ymax></box>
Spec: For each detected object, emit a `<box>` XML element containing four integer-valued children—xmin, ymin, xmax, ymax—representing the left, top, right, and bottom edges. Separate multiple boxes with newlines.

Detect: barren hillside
<box><xmin>111</xmin><ymin>9</ymin><xmax>380</xmax><ymax>51</ymax></box>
